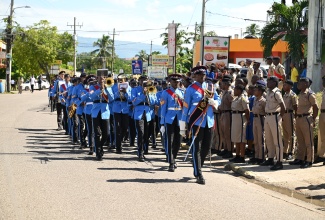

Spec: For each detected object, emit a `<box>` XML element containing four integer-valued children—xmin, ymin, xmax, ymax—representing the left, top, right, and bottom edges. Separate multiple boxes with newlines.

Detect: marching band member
<box><xmin>128</xmin><ymin>79</ymin><xmax>137</xmax><ymax>147</ymax></box>
<box><xmin>69</xmin><ymin>78</ymin><xmax>79</xmax><ymax>144</ymax></box>
<box><xmin>74</xmin><ymin>73</ymin><xmax>88</xmax><ymax>149</ymax></box>
<box><xmin>181</xmin><ymin>66</ymin><xmax>221</xmax><ymax>185</ymax></box>
<box><xmin>89</xmin><ymin>74</ymin><xmax>114</xmax><ymax>160</ymax></box>
<box><xmin>132</xmin><ymin>76</ymin><xmax>157</xmax><ymax>162</ymax></box>
<box><xmin>160</xmin><ymin>74</ymin><xmax>184</xmax><ymax>172</ymax></box>
<box><xmin>53</xmin><ymin>71</ymin><xmax>65</xmax><ymax>130</ymax></box>
<box><xmin>112</xmin><ymin>74</ymin><xmax>132</xmax><ymax>154</ymax></box>
<box><xmin>156</xmin><ymin>80</ymin><xmax>168</xmax><ymax>151</ymax></box>
<box><xmin>80</xmin><ymin>75</ymin><xmax>97</xmax><ymax>155</ymax></box>
<box><xmin>59</xmin><ymin>74</ymin><xmax>72</xmax><ymax>135</ymax></box>
<box><xmin>108</xmin><ymin>78</ymin><xmax>117</xmax><ymax>149</ymax></box>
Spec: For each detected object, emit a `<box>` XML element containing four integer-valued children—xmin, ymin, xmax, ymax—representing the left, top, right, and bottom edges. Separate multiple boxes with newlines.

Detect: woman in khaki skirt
<box><xmin>229</xmin><ymin>84</ymin><xmax>250</xmax><ymax>163</ymax></box>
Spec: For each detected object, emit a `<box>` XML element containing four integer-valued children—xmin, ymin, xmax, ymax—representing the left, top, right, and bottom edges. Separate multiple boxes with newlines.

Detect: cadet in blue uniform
<box><xmin>160</xmin><ymin>74</ymin><xmax>184</xmax><ymax>172</ymax></box>
<box><xmin>80</xmin><ymin>75</ymin><xmax>97</xmax><ymax>155</ymax></box>
<box><xmin>108</xmin><ymin>78</ymin><xmax>117</xmax><ymax>149</ymax></box>
<box><xmin>132</xmin><ymin>76</ymin><xmax>157</xmax><ymax>162</ymax></box>
<box><xmin>181</xmin><ymin>66</ymin><xmax>221</xmax><ymax>185</ymax></box>
<box><xmin>74</xmin><ymin>73</ymin><xmax>88</xmax><ymax>148</ymax></box>
<box><xmin>89</xmin><ymin>75</ymin><xmax>114</xmax><ymax>160</ymax></box>
<box><xmin>59</xmin><ymin>74</ymin><xmax>72</xmax><ymax>135</ymax></box>
<box><xmin>156</xmin><ymin>80</ymin><xmax>168</xmax><ymax>151</ymax></box>
<box><xmin>53</xmin><ymin>71</ymin><xmax>65</xmax><ymax>130</ymax></box>
<box><xmin>112</xmin><ymin>74</ymin><xmax>132</xmax><ymax>154</ymax></box>
<box><xmin>69</xmin><ymin>78</ymin><xmax>79</xmax><ymax>144</ymax></box>
<box><xmin>128</xmin><ymin>79</ymin><xmax>137</xmax><ymax>147</ymax></box>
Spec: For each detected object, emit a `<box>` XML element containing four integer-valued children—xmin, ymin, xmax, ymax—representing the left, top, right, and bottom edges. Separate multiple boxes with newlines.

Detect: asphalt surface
<box><xmin>1</xmin><ymin>90</ymin><xmax>325</xmax><ymax>220</ymax></box>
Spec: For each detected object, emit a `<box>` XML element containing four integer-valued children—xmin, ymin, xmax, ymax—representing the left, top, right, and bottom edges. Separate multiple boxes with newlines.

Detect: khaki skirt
<box><xmin>231</xmin><ymin>113</ymin><xmax>247</xmax><ymax>143</ymax></box>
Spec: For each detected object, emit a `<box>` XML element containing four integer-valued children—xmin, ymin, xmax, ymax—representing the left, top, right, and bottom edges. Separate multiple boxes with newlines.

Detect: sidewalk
<box><xmin>219</xmin><ymin>157</ymin><xmax>325</xmax><ymax>206</ymax></box>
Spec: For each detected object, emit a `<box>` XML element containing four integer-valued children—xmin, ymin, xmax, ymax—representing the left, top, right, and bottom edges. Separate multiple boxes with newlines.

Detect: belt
<box><xmin>232</xmin><ymin>111</ymin><xmax>244</xmax><ymax>114</ymax></box>
<box><xmin>138</xmin><ymin>103</ymin><xmax>150</xmax><ymax>106</ymax></box>
<box><xmin>266</xmin><ymin>112</ymin><xmax>279</xmax><ymax>116</ymax></box>
<box><xmin>253</xmin><ymin>114</ymin><xmax>265</xmax><ymax>117</ymax></box>
<box><xmin>114</xmin><ymin>99</ymin><xmax>127</xmax><ymax>102</ymax></box>
<box><xmin>221</xmin><ymin>110</ymin><xmax>232</xmax><ymax>113</ymax></box>
<box><xmin>297</xmin><ymin>114</ymin><xmax>310</xmax><ymax>118</ymax></box>
<box><xmin>321</xmin><ymin>109</ymin><xmax>325</xmax><ymax>113</ymax></box>
<box><xmin>285</xmin><ymin>110</ymin><xmax>294</xmax><ymax>113</ymax></box>
<box><xmin>93</xmin><ymin>100</ymin><xmax>108</xmax><ymax>104</ymax></box>
<box><xmin>168</xmin><ymin>107</ymin><xmax>182</xmax><ymax>111</ymax></box>
<box><xmin>86</xmin><ymin>102</ymin><xmax>93</xmax><ymax>105</ymax></box>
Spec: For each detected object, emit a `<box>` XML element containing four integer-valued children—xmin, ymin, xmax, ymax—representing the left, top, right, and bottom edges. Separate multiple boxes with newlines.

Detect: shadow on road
<box><xmin>107</xmin><ymin>177</ymin><xmax>192</xmax><ymax>184</ymax></box>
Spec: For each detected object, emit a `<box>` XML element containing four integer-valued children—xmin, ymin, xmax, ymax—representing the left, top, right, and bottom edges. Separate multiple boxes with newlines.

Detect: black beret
<box><xmin>299</xmin><ymin>77</ymin><xmax>309</xmax><ymax>82</ymax></box>
<box><xmin>284</xmin><ymin>79</ymin><xmax>294</xmax><ymax>86</ymax></box>
<box><xmin>272</xmin><ymin>56</ymin><xmax>280</xmax><ymax>60</ymax></box>
<box><xmin>235</xmin><ymin>84</ymin><xmax>245</xmax><ymax>92</ymax></box>
<box><xmin>80</xmin><ymin>73</ymin><xmax>87</xmax><ymax>78</ymax></box>
<box><xmin>169</xmin><ymin>74</ymin><xmax>182</xmax><ymax>81</ymax></box>
<box><xmin>266</xmin><ymin>56</ymin><xmax>273</xmax><ymax>60</ymax></box>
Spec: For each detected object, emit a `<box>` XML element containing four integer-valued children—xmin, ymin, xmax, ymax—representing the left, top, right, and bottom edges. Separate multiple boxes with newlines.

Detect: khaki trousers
<box><xmin>282</xmin><ymin>112</ymin><xmax>295</xmax><ymax>154</ymax></box>
<box><xmin>265</xmin><ymin>114</ymin><xmax>283</xmax><ymax>161</ymax></box>
<box><xmin>253</xmin><ymin>116</ymin><xmax>265</xmax><ymax>160</ymax></box>
<box><xmin>296</xmin><ymin>116</ymin><xmax>314</xmax><ymax>162</ymax></box>
<box><xmin>212</xmin><ymin>113</ymin><xmax>222</xmax><ymax>150</ymax></box>
<box><xmin>220</xmin><ymin>112</ymin><xmax>232</xmax><ymax>151</ymax></box>
<box><xmin>318</xmin><ymin>113</ymin><xmax>325</xmax><ymax>158</ymax></box>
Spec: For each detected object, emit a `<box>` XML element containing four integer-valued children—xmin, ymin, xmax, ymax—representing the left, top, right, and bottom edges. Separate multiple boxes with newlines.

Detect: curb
<box><xmin>224</xmin><ymin>163</ymin><xmax>257</xmax><ymax>179</ymax></box>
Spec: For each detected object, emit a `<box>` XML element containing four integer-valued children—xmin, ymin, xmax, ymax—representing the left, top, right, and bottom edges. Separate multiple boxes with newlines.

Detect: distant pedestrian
<box><xmin>38</xmin><ymin>75</ymin><xmax>42</xmax><ymax>90</ymax></box>
<box><xmin>11</xmin><ymin>79</ymin><xmax>15</xmax><ymax>91</ymax></box>
<box><xmin>17</xmin><ymin>77</ymin><xmax>24</xmax><ymax>94</ymax></box>
<box><xmin>30</xmin><ymin>75</ymin><xmax>35</xmax><ymax>93</ymax></box>
<box><xmin>290</xmin><ymin>63</ymin><xmax>299</xmax><ymax>93</ymax></box>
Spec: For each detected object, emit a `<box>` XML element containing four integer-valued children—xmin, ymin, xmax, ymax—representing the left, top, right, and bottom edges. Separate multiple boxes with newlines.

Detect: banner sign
<box><xmin>202</xmin><ymin>36</ymin><xmax>230</xmax><ymax>69</ymax></box>
<box><xmin>152</xmin><ymin>55</ymin><xmax>169</xmax><ymax>66</ymax></box>
<box><xmin>132</xmin><ymin>60</ymin><xmax>143</xmax><ymax>74</ymax></box>
<box><xmin>147</xmin><ymin>66</ymin><xmax>167</xmax><ymax>79</ymax></box>
<box><xmin>168</xmin><ymin>23</ymin><xmax>176</xmax><ymax>57</ymax></box>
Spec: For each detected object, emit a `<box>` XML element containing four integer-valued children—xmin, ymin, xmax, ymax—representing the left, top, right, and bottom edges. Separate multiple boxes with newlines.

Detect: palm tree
<box><xmin>261</xmin><ymin>1</ymin><xmax>308</xmax><ymax>66</ymax></box>
<box><xmin>135</xmin><ymin>50</ymin><xmax>148</xmax><ymax>61</ymax></box>
<box><xmin>243</xmin><ymin>24</ymin><xmax>261</xmax><ymax>38</ymax></box>
<box><xmin>91</xmin><ymin>34</ymin><xmax>113</xmax><ymax>69</ymax></box>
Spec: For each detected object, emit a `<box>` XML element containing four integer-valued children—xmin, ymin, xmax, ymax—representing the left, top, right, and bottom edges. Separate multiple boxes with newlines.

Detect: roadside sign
<box><xmin>132</xmin><ymin>60</ymin><xmax>143</xmax><ymax>74</ymax></box>
<box><xmin>147</xmin><ymin>66</ymin><xmax>167</xmax><ymax>79</ymax></box>
<box><xmin>152</xmin><ymin>55</ymin><xmax>169</xmax><ymax>66</ymax></box>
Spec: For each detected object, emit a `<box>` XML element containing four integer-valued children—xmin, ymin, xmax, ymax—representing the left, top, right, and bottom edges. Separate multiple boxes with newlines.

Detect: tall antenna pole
<box><xmin>67</xmin><ymin>17</ymin><xmax>82</xmax><ymax>75</ymax></box>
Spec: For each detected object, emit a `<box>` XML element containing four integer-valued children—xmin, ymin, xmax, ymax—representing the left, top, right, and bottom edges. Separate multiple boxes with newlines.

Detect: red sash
<box><xmin>61</xmin><ymin>84</ymin><xmax>67</xmax><ymax>91</ymax></box>
<box><xmin>166</xmin><ymin>89</ymin><xmax>183</xmax><ymax>107</ymax></box>
<box><xmin>191</xmin><ymin>83</ymin><xmax>204</xmax><ymax>96</ymax></box>
<box><xmin>274</xmin><ymin>69</ymin><xmax>285</xmax><ymax>81</ymax></box>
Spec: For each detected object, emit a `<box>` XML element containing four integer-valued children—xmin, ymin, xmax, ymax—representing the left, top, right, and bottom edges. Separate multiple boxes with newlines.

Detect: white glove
<box><xmin>179</xmin><ymin>120</ymin><xmax>186</xmax><ymax>137</ymax></box>
<box><xmin>208</xmin><ymin>98</ymin><xmax>219</xmax><ymax>109</ymax></box>
<box><xmin>160</xmin><ymin>126</ymin><xmax>165</xmax><ymax>134</ymax></box>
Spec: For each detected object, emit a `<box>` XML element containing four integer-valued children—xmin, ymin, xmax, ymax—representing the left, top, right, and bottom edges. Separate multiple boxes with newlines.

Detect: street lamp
<box><xmin>5</xmin><ymin>4</ymin><xmax>31</xmax><ymax>92</ymax></box>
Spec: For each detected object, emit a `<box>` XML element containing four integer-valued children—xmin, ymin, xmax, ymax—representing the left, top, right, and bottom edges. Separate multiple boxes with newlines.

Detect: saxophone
<box><xmin>68</xmin><ymin>103</ymin><xmax>77</xmax><ymax>118</ymax></box>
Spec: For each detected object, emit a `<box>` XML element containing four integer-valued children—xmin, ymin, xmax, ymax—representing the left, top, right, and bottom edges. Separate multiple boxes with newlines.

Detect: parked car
<box><xmin>22</xmin><ymin>79</ymin><xmax>50</xmax><ymax>91</ymax></box>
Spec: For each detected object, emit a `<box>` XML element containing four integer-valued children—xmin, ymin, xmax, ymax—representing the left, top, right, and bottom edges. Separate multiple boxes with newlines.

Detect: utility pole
<box><xmin>67</xmin><ymin>17</ymin><xmax>82</xmax><ymax>75</ymax></box>
<box><xmin>199</xmin><ymin>0</ymin><xmax>207</xmax><ymax>64</ymax></box>
<box><xmin>5</xmin><ymin>0</ymin><xmax>14</xmax><ymax>92</ymax></box>
<box><xmin>193</xmin><ymin>22</ymin><xmax>198</xmax><ymax>66</ymax></box>
<box><xmin>111</xmin><ymin>28</ymin><xmax>116</xmax><ymax>75</ymax></box>
<box><xmin>150</xmin><ymin>41</ymin><xmax>153</xmax><ymax>55</ymax></box>
<box><xmin>307</xmin><ymin>0</ymin><xmax>323</xmax><ymax>92</ymax></box>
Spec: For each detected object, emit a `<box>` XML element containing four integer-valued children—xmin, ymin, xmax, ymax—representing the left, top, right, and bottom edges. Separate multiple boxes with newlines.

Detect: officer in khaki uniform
<box><xmin>282</xmin><ymin>79</ymin><xmax>298</xmax><ymax>160</ymax></box>
<box><xmin>273</xmin><ymin>57</ymin><xmax>286</xmax><ymax>90</ymax></box>
<box><xmin>229</xmin><ymin>84</ymin><xmax>250</xmax><ymax>163</ymax></box>
<box><xmin>317</xmin><ymin>76</ymin><xmax>325</xmax><ymax>164</ymax></box>
<box><xmin>262</xmin><ymin>76</ymin><xmax>286</xmax><ymax>170</ymax></box>
<box><xmin>290</xmin><ymin>78</ymin><xmax>319</xmax><ymax>168</ymax></box>
<box><xmin>246</xmin><ymin>59</ymin><xmax>255</xmax><ymax>86</ymax></box>
<box><xmin>251</xmin><ymin>81</ymin><xmax>266</xmax><ymax>164</ymax></box>
<box><xmin>218</xmin><ymin>75</ymin><xmax>234</xmax><ymax>158</ymax></box>
<box><xmin>266</xmin><ymin>57</ymin><xmax>275</xmax><ymax>78</ymax></box>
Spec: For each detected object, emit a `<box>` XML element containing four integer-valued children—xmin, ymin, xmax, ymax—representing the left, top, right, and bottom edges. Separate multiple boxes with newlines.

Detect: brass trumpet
<box><xmin>105</xmin><ymin>77</ymin><xmax>114</xmax><ymax>88</ymax></box>
<box><xmin>147</xmin><ymin>85</ymin><xmax>157</xmax><ymax>94</ymax></box>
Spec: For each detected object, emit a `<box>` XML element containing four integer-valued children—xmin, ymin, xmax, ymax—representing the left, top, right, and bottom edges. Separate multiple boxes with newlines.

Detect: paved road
<box><xmin>1</xmin><ymin>90</ymin><xmax>325</xmax><ymax>220</ymax></box>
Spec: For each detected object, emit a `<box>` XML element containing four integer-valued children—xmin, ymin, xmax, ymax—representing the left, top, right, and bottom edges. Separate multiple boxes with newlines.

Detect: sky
<box><xmin>0</xmin><ymin>0</ymin><xmax>292</xmax><ymax>51</ymax></box>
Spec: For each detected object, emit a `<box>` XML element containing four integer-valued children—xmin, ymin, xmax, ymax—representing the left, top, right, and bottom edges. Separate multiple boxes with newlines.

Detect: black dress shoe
<box><xmin>109</xmin><ymin>145</ymin><xmax>116</xmax><ymax>149</ymax></box>
<box><xmin>116</xmin><ymin>149</ymin><xmax>122</xmax><ymax>154</ymax></box>
<box><xmin>260</xmin><ymin>159</ymin><xmax>274</xmax><ymax>166</ymax></box>
<box><xmin>283</xmin><ymin>153</ymin><xmax>288</xmax><ymax>160</ymax></box>
<box><xmin>96</xmin><ymin>149</ymin><xmax>103</xmax><ymax>160</ymax></box>
<box><xmin>196</xmin><ymin>175</ymin><xmax>205</xmax><ymax>185</ymax></box>
<box><xmin>248</xmin><ymin>157</ymin><xmax>258</xmax><ymax>164</ymax></box>
<box><xmin>211</xmin><ymin>149</ymin><xmax>218</xmax><ymax>154</ymax></box>
<box><xmin>229</xmin><ymin>155</ymin><xmax>240</xmax><ymax>162</ymax></box>
<box><xmin>257</xmin><ymin>159</ymin><xmax>265</xmax><ymax>165</ymax></box>
<box><xmin>151</xmin><ymin>144</ymin><xmax>157</xmax><ymax>149</ymax></box>
<box><xmin>234</xmin><ymin>157</ymin><xmax>246</xmax><ymax>163</ymax></box>
<box><xmin>313</xmin><ymin>157</ymin><xmax>325</xmax><ymax>164</ymax></box>
<box><xmin>72</xmin><ymin>141</ymin><xmax>80</xmax><ymax>145</ymax></box>
<box><xmin>144</xmin><ymin>150</ymin><xmax>149</xmax><ymax>155</ymax></box>
<box><xmin>174</xmin><ymin>163</ymin><xmax>177</xmax><ymax>169</ymax></box>
<box><xmin>219</xmin><ymin>150</ymin><xmax>228</xmax><ymax>156</ymax></box>
<box><xmin>300</xmin><ymin>161</ymin><xmax>312</xmax><ymax>169</ymax></box>
<box><xmin>222</xmin><ymin>151</ymin><xmax>234</xmax><ymax>159</ymax></box>
<box><xmin>216</xmin><ymin>150</ymin><xmax>222</xmax><ymax>156</ymax></box>
<box><xmin>138</xmin><ymin>155</ymin><xmax>145</xmax><ymax>162</ymax></box>
<box><xmin>168</xmin><ymin>164</ymin><xmax>175</xmax><ymax>172</ymax></box>
<box><xmin>160</xmin><ymin>148</ymin><xmax>165</xmax><ymax>152</ymax></box>
<box><xmin>289</xmin><ymin>159</ymin><xmax>302</xmax><ymax>165</ymax></box>
<box><xmin>286</xmin><ymin>154</ymin><xmax>293</xmax><ymax>160</ymax></box>
<box><xmin>270</xmin><ymin>162</ymin><xmax>283</xmax><ymax>170</ymax></box>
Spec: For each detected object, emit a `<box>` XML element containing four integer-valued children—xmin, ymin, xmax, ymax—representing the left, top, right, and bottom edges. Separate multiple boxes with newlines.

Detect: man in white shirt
<box><xmin>30</xmin><ymin>75</ymin><xmax>35</xmax><ymax>93</ymax></box>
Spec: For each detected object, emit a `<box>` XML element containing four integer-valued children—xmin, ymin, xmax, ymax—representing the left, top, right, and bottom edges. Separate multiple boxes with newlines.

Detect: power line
<box><xmin>206</xmin><ymin>11</ymin><xmax>267</xmax><ymax>23</ymax></box>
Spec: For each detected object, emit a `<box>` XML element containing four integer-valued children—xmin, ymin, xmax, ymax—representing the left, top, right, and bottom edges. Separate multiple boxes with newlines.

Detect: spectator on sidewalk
<box><xmin>30</xmin><ymin>75</ymin><xmax>35</xmax><ymax>93</ymax></box>
<box><xmin>316</xmin><ymin>76</ymin><xmax>325</xmax><ymax>165</ymax></box>
<box><xmin>17</xmin><ymin>77</ymin><xmax>24</xmax><ymax>94</ymax></box>
<box><xmin>11</xmin><ymin>79</ymin><xmax>15</xmax><ymax>91</ymax></box>
<box><xmin>38</xmin><ymin>75</ymin><xmax>42</xmax><ymax>90</ymax></box>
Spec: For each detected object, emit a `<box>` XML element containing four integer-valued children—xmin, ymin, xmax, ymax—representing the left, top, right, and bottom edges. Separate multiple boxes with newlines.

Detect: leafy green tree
<box><xmin>261</xmin><ymin>0</ymin><xmax>308</xmax><ymax>65</ymax></box>
<box><xmin>57</xmin><ymin>32</ymin><xmax>74</xmax><ymax>65</ymax></box>
<box><xmin>243</xmin><ymin>24</ymin><xmax>261</xmax><ymax>38</ymax></box>
<box><xmin>151</xmin><ymin>51</ymin><xmax>161</xmax><ymax>55</ymax></box>
<box><xmin>12</xmin><ymin>20</ymin><xmax>65</xmax><ymax>80</ymax></box>
<box><xmin>135</xmin><ymin>50</ymin><xmax>148</xmax><ymax>61</ymax></box>
<box><xmin>91</xmin><ymin>34</ymin><xmax>113</xmax><ymax>69</ymax></box>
